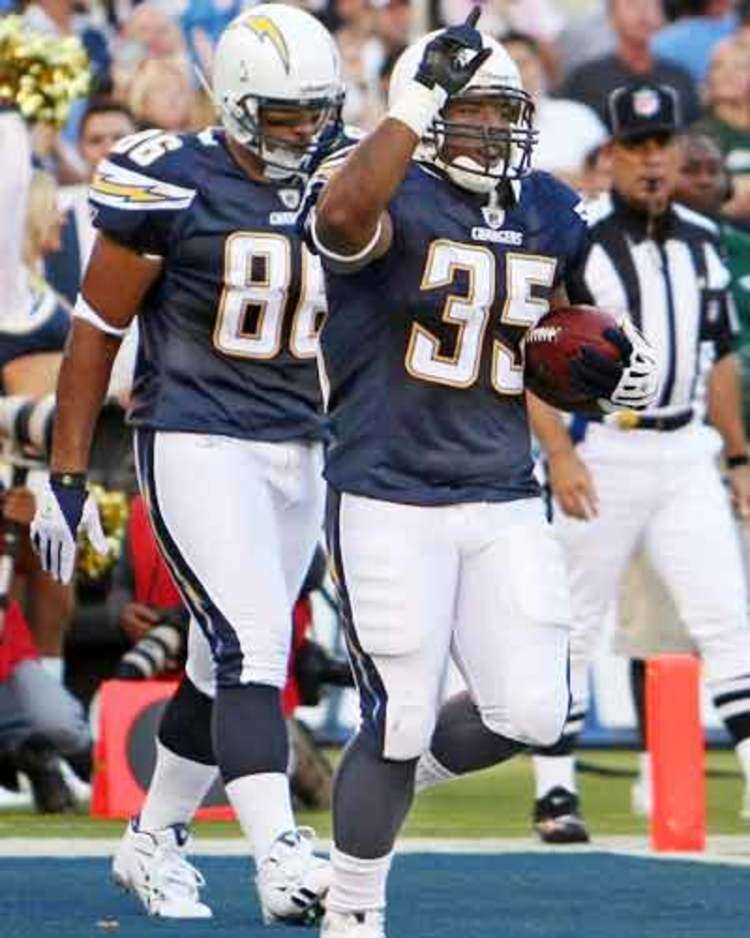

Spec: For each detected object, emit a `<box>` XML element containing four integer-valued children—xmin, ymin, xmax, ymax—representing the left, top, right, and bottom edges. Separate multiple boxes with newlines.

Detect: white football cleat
<box><xmin>112</xmin><ymin>817</ymin><xmax>212</xmax><ymax>919</ymax></box>
<box><xmin>256</xmin><ymin>827</ymin><xmax>331</xmax><ymax>925</ymax></box>
<box><xmin>321</xmin><ymin>909</ymin><xmax>386</xmax><ymax>937</ymax></box>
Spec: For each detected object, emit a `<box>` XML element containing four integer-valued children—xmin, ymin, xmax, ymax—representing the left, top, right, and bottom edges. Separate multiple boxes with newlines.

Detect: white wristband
<box><xmin>310</xmin><ymin>211</ymin><xmax>383</xmax><ymax>265</ymax></box>
<box><xmin>73</xmin><ymin>294</ymin><xmax>129</xmax><ymax>338</ymax></box>
<box><xmin>387</xmin><ymin>79</ymin><xmax>447</xmax><ymax>139</ymax></box>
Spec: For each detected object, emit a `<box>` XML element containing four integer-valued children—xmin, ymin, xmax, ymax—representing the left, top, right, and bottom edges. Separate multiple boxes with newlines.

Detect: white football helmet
<box><xmin>388</xmin><ymin>32</ymin><xmax>537</xmax><ymax>194</ymax></box>
<box><xmin>212</xmin><ymin>4</ymin><xmax>344</xmax><ymax>179</ymax></box>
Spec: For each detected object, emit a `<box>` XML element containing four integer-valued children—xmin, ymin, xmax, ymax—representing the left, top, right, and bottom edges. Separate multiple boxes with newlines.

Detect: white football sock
<box><xmin>533</xmin><ymin>754</ymin><xmax>576</xmax><ymax>799</ymax></box>
<box><xmin>40</xmin><ymin>656</ymin><xmax>64</xmax><ymax>683</ymax></box>
<box><xmin>638</xmin><ymin>750</ymin><xmax>652</xmax><ymax>784</ymax></box>
<box><xmin>735</xmin><ymin>737</ymin><xmax>750</xmax><ymax>784</ymax></box>
<box><xmin>139</xmin><ymin>741</ymin><xmax>218</xmax><ymax>830</ymax></box>
<box><xmin>414</xmin><ymin>750</ymin><xmax>457</xmax><ymax>793</ymax></box>
<box><xmin>225</xmin><ymin>771</ymin><xmax>295</xmax><ymax>862</ymax></box>
<box><xmin>327</xmin><ymin>846</ymin><xmax>393</xmax><ymax>913</ymax></box>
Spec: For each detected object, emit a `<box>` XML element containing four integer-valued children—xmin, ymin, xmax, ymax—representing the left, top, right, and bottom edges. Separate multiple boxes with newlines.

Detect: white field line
<box><xmin>1</xmin><ymin>835</ymin><xmax>750</xmax><ymax>864</ymax></box>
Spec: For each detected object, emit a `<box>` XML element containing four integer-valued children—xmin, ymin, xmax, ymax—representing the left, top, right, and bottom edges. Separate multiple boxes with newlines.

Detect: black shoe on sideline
<box><xmin>14</xmin><ymin>738</ymin><xmax>76</xmax><ymax>814</ymax></box>
<box><xmin>533</xmin><ymin>786</ymin><xmax>590</xmax><ymax>844</ymax></box>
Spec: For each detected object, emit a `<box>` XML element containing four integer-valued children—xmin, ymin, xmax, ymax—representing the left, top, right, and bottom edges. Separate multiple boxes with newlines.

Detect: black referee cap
<box><xmin>606</xmin><ymin>81</ymin><xmax>682</xmax><ymax>142</ymax></box>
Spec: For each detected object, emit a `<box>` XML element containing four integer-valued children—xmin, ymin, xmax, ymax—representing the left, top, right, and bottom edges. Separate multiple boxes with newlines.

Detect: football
<box><xmin>524</xmin><ymin>305</ymin><xmax>623</xmax><ymax>413</ymax></box>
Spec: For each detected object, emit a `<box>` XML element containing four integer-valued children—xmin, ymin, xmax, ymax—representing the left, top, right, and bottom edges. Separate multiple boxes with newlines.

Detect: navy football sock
<box><xmin>334</xmin><ymin>733</ymin><xmax>416</xmax><ymax>859</ymax></box>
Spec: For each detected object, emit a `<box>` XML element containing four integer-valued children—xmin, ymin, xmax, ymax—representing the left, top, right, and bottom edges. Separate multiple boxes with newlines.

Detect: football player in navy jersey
<box><xmin>30</xmin><ymin>5</ymin><xmax>343</xmax><ymax>924</ymax></box>
<box><xmin>309</xmin><ymin>12</ymin><xmax>658</xmax><ymax>937</ymax></box>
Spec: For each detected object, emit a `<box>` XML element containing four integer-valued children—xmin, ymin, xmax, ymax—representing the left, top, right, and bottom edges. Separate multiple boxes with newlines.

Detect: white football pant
<box><xmin>329</xmin><ymin>492</ymin><xmax>572</xmax><ymax>759</ymax></box>
<box><xmin>134</xmin><ymin>430</ymin><xmax>324</xmax><ymax>693</ymax></box>
<box><xmin>558</xmin><ymin>422</ymin><xmax>750</xmax><ymax>719</ymax></box>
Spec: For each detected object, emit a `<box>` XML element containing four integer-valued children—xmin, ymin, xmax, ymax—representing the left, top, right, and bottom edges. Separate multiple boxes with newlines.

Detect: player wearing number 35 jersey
<box><xmin>309</xmin><ymin>14</ymin><xmax>658</xmax><ymax>937</ymax></box>
<box><xmin>30</xmin><ymin>4</ymin><xmax>343</xmax><ymax>925</ymax></box>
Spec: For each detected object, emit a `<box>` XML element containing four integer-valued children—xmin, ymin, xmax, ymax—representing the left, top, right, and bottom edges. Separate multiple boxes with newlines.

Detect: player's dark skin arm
<box><xmin>50</xmin><ymin>233</ymin><xmax>162</xmax><ymax>474</ymax></box>
<box><xmin>314</xmin><ymin>120</ymin><xmax>417</xmax><ymax>257</ymax></box>
<box><xmin>708</xmin><ymin>352</ymin><xmax>750</xmax><ymax>520</ymax></box>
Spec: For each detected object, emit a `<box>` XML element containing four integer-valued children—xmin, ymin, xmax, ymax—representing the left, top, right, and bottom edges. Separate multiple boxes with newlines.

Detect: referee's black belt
<box><xmin>593</xmin><ymin>408</ymin><xmax>694</xmax><ymax>432</ymax></box>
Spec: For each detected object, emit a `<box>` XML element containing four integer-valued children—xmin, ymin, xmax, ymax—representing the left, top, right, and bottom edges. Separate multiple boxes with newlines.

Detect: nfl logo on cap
<box><xmin>632</xmin><ymin>88</ymin><xmax>661</xmax><ymax>118</ymax></box>
<box><xmin>607</xmin><ymin>80</ymin><xmax>682</xmax><ymax>141</ymax></box>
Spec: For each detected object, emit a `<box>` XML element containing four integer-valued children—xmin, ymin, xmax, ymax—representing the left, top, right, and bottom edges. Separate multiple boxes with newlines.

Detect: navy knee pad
<box><xmin>213</xmin><ymin>682</ymin><xmax>288</xmax><ymax>784</ymax></box>
<box><xmin>158</xmin><ymin>676</ymin><xmax>215</xmax><ymax>766</ymax></box>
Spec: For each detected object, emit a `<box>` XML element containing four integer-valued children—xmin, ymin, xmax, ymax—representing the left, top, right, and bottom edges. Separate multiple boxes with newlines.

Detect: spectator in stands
<box><xmin>438</xmin><ymin>0</ymin><xmax>565</xmax><ymax>78</ymax></box>
<box><xmin>651</xmin><ymin>0</ymin><xmax>737</xmax><ymax>86</ymax></box>
<box><xmin>375</xmin><ymin>0</ymin><xmax>411</xmax><ymax>58</ymax></box>
<box><xmin>46</xmin><ymin>100</ymin><xmax>137</xmax><ymax>307</ymax></box>
<box><xmin>675</xmin><ymin>130</ymin><xmax>750</xmax><ymax>423</ymax></box>
<box><xmin>111</xmin><ymin>4</ymin><xmax>190</xmax><ymax>104</ymax></box>
<box><xmin>503</xmin><ymin>31</ymin><xmax>607</xmax><ymax>189</ymax></box>
<box><xmin>694</xmin><ymin>38</ymin><xmax>750</xmax><ymax>225</ymax></box>
<box><xmin>559</xmin><ymin>0</ymin><xmax>701</xmax><ymax>126</ymax></box>
<box><xmin>127</xmin><ymin>58</ymin><xmax>202</xmax><ymax>133</ymax></box>
<box><xmin>555</xmin><ymin>0</ymin><xmax>616</xmax><ymax>81</ymax></box>
<box><xmin>0</xmin><ymin>489</ymin><xmax>91</xmax><ymax>813</ymax></box>
<box><xmin>334</xmin><ymin>0</ymin><xmax>386</xmax><ymax>128</ymax></box>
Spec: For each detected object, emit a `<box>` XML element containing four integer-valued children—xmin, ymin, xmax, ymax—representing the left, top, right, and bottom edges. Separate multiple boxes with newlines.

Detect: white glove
<box><xmin>30</xmin><ymin>478</ymin><xmax>109</xmax><ymax>584</ymax></box>
<box><xmin>598</xmin><ymin>317</ymin><xmax>660</xmax><ymax>414</ymax></box>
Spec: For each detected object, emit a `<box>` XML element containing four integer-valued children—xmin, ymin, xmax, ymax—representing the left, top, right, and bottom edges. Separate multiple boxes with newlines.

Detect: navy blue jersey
<box><xmin>0</xmin><ymin>276</ymin><xmax>70</xmax><ymax>372</ymax></box>
<box><xmin>315</xmin><ymin>164</ymin><xmax>589</xmax><ymax>505</ymax></box>
<box><xmin>90</xmin><ymin>128</ymin><xmax>327</xmax><ymax>442</ymax></box>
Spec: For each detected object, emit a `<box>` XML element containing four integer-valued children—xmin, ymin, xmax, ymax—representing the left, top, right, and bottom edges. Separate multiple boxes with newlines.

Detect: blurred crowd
<box><xmin>2</xmin><ymin>0</ymin><xmax>750</xmax><ymax>813</ymax></box>
<box><xmin>2</xmin><ymin>0</ymin><xmax>749</xmax><ymax>200</ymax></box>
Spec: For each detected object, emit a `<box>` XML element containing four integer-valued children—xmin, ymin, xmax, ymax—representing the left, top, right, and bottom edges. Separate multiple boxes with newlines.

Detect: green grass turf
<box><xmin>0</xmin><ymin>749</ymin><xmax>744</xmax><ymax>840</ymax></box>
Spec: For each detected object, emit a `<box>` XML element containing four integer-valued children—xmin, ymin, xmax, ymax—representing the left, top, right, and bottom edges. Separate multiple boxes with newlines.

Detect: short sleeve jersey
<box><xmin>89</xmin><ymin>128</ymin><xmax>327</xmax><ymax>442</ymax></box>
<box><xmin>315</xmin><ymin>164</ymin><xmax>589</xmax><ymax>505</ymax></box>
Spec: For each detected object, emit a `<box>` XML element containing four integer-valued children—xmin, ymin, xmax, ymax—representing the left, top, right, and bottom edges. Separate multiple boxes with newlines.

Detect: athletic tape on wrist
<box><xmin>387</xmin><ymin>79</ymin><xmax>447</xmax><ymax>139</ymax></box>
<box><xmin>73</xmin><ymin>294</ymin><xmax>129</xmax><ymax>338</ymax></box>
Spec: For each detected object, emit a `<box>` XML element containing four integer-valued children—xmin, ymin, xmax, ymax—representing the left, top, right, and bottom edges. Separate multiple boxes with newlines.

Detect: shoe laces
<box><xmin>149</xmin><ymin>838</ymin><xmax>206</xmax><ymax>902</ymax></box>
<box><xmin>260</xmin><ymin>827</ymin><xmax>318</xmax><ymax>884</ymax></box>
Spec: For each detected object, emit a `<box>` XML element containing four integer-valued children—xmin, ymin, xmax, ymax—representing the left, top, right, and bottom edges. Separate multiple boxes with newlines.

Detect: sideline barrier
<box><xmin>647</xmin><ymin>655</ymin><xmax>706</xmax><ymax>852</ymax></box>
<box><xmin>91</xmin><ymin>679</ymin><xmax>232</xmax><ymax>820</ymax></box>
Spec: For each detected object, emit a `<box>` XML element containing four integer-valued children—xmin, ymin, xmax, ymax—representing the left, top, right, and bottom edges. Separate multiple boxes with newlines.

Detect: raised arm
<box><xmin>312</xmin><ymin>8</ymin><xmax>491</xmax><ymax>268</ymax></box>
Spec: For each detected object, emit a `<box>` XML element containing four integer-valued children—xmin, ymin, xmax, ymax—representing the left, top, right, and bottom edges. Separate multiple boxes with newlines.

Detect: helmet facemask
<box><xmin>222</xmin><ymin>89</ymin><xmax>345</xmax><ymax>181</ymax></box>
<box><xmin>423</xmin><ymin>85</ymin><xmax>537</xmax><ymax>194</ymax></box>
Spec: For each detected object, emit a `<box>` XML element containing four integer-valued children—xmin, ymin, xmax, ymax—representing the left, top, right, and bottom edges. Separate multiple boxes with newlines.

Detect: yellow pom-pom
<box><xmin>0</xmin><ymin>17</ymin><xmax>91</xmax><ymax>126</ymax></box>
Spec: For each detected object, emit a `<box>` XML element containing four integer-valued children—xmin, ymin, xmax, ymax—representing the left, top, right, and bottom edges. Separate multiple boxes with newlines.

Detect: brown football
<box><xmin>524</xmin><ymin>305</ymin><xmax>622</xmax><ymax>413</ymax></box>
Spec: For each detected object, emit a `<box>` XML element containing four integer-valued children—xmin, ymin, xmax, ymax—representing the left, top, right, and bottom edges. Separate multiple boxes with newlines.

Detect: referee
<box><xmin>528</xmin><ymin>80</ymin><xmax>750</xmax><ymax>843</ymax></box>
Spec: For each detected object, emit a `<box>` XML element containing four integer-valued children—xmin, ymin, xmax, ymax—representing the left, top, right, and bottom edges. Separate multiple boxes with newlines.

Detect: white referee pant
<box><xmin>557</xmin><ymin>421</ymin><xmax>750</xmax><ymax>733</ymax></box>
<box><xmin>134</xmin><ymin>429</ymin><xmax>324</xmax><ymax>694</ymax></box>
<box><xmin>327</xmin><ymin>491</ymin><xmax>572</xmax><ymax>760</ymax></box>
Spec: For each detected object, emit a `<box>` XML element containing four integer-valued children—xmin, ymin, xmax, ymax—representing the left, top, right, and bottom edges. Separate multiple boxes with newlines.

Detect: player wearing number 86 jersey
<box><xmin>89</xmin><ymin>127</ymin><xmax>327</xmax><ymax>440</ymax></box>
<box><xmin>31</xmin><ymin>4</ymin><xmax>345</xmax><ymax>925</ymax></box>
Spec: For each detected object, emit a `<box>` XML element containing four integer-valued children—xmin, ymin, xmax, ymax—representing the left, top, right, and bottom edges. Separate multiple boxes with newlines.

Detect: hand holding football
<box><xmin>524</xmin><ymin>306</ymin><xmax>626</xmax><ymax>413</ymax></box>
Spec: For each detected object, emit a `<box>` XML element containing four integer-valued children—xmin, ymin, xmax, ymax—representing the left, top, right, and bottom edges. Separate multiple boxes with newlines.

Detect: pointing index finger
<box><xmin>465</xmin><ymin>6</ymin><xmax>482</xmax><ymax>28</ymax></box>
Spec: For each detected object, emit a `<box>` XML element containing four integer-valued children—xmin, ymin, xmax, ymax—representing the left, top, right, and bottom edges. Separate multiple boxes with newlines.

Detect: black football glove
<box><xmin>570</xmin><ymin>319</ymin><xmax>659</xmax><ymax>412</ymax></box>
<box><xmin>414</xmin><ymin>7</ymin><xmax>492</xmax><ymax>98</ymax></box>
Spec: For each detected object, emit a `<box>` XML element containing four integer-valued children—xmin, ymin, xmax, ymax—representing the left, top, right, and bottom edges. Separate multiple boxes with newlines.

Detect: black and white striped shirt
<box><xmin>572</xmin><ymin>190</ymin><xmax>739</xmax><ymax>417</ymax></box>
